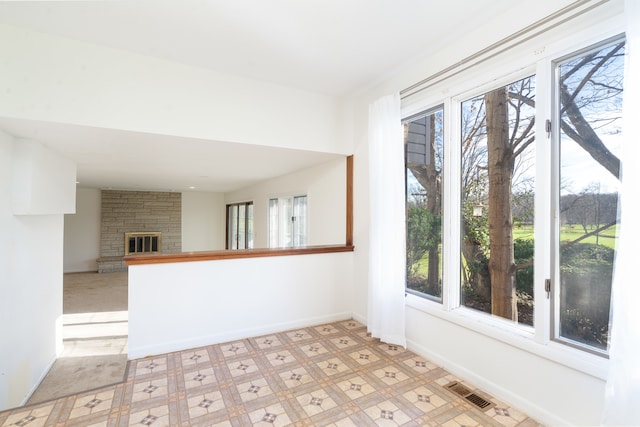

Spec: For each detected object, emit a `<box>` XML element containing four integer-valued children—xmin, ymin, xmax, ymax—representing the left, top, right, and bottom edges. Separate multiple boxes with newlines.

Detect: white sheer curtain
<box><xmin>367</xmin><ymin>93</ymin><xmax>406</xmax><ymax>347</ymax></box>
<box><xmin>602</xmin><ymin>2</ymin><xmax>640</xmax><ymax>425</ymax></box>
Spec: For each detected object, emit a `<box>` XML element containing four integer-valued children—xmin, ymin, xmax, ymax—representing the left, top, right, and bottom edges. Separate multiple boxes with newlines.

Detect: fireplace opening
<box><xmin>125</xmin><ymin>232</ymin><xmax>161</xmax><ymax>255</ymax></box>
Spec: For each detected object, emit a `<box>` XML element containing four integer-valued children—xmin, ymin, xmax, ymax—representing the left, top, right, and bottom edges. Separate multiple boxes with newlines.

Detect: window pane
<box><xmin>227</xmin><ymin>203</ymin><xmax>252</xmax><ymax>250</ymax></box>
<box><xmin>247</xmin><ymin>203</ymin><xmax>254</xmax><ymax>249</ymax></box>
<box><xmin>460</xmin><ymin>75</ymin><xmax>536</xmax><ymax>325</ymax></box>
<box><xmin>269</xmin><ymin>198</ymin><xmax>278</xmax><ymax>247</ymax></box>
<box><xmin>233</xmin><ymin>205</ymin><xmax>239</xmax><ymax>249</ymax></box>
<box><xmin>238</xmin><ymin>204</ymin><xmax>246</xmax><ymax>250</ymax></box>
<box><xmin>557</xmin><ymin>40</ymin><xmax>624</xmax><ymax>351</ymax></box>
<box><xmin>280</xmin><ymin>197</ymin><xmax>293</xmax><ymax>247</ymax></box>
<box><xmin>270</xmin><ymin>197</ymin><xmax>307</xmax><ymax>248</ymax></box>
<box><xmin>293</xmin><ymin>196</ymin><xmax>307</xmax><ymax>247</ymax></box>
<box><xmin>405</xmin><ymin>108</ymin><xmax>444</xmax><ymax>300</ymax></box>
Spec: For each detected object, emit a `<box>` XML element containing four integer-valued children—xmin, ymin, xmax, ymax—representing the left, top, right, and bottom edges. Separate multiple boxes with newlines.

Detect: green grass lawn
<box><xmin>410</xmin><ymin>247</ymin><xmax>442</xmax><ymax>278</ymax></box>
<box><xmin>512</xmin><ymin>225</ymin><xmax>534</xmax><ymax>240</ymax></box>
<box><xmin>410</xmin><ymin>223</ymin><xmax>617</xmax><ymax>275</ymax></box>
<box><xmin>513</xmin><ymin>224</ymin><xmax>618</xmax><ymax>249</ymax></box>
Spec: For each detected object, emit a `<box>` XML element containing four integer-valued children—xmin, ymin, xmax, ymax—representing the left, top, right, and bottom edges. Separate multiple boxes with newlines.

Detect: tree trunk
<box><xmin>485</xmin><ymin>88</ymin><xmax>517</xmax><ymax>321</ymax></box>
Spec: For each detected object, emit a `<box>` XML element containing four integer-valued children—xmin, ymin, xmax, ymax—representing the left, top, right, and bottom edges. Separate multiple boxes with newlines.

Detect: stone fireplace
<box><xmin>97</xmin><ymin>190</ymin><xmax>181</xmax><ymax>273</ymax></box>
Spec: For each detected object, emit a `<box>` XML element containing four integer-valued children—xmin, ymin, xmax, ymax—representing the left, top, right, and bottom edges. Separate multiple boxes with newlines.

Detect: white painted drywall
<box><xmin>11</xmin><ymin>139</ymin><xmax>76</xmax><ymax>215</ymax></box>
<box><xmin>405</xmin><ymin>307</ymin><xmax>606</xmax><ymax>426</ymax></box>
<box><xmin>0</xmin><ymin>23</ymin><xmax>345</xmax><ymax>155</ymax></box>
<box><xmin>128</xmin><ymin>252</ymin><xmax>354</xmax><ymax>358</ymax></box>
<box><xmin>181</xmin><ymin>191</ymin><xmax>225</xmax><ymax>251</ymax></box>
<box><xmin>64</xmin><ymin>188</ymin><xmax>101</xmax><ymax>272</ymax></box>
<box><xmin>225</xmin><ymin>157</ymin><xmax>346</xmax><ymax>248</ymax></box>
<box><xmin>0</xmin><ymin>131</ymin><xmax>70</xmax><ymax>410</ymax></box>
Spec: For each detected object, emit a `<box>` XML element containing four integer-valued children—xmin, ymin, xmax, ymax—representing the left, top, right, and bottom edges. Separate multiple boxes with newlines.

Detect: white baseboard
<box><xmin>406</xmin><ymin>337</ymin><xmax>569</xmax><ymax>427</ymax></box>
<box><xmin>128</xmin><ymin>311</ymin><xmax>354</xmax><ymax>360</ymax></box>
<box><xmin>351</xmin><ymin>312</ymin><xmax>367</xmax><ymax>326</ymax></box>
<box><xmin>20</xmin><ymin>354</ymin><xmax>57</xmax><ymax>407</ymax></box>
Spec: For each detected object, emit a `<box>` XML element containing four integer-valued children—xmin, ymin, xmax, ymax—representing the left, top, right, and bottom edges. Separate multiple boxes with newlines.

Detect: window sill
<box><xmin>405</xmin><ymin>293</ymin><xmax>609</xmax><ymax>380</ymax></box>
<box><xmin>124</xmin><ymin>244</ymin><xmax>355</xmax><ymax>266</ymax></box>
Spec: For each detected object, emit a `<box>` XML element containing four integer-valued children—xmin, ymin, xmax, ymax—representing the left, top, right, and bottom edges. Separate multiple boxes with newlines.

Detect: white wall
<box><xmin>12</xmin><ymin>140</ymin><xmax>76</xmax><ymax>215</ymax></box>
<box><xmin>225</xmin><ymin>157</ymin><xmax>347</xmax><ymax>248</ymax></box>
<box><xmin>128</xmin><ymin>252</ymin><xmax>353</xmax><ymax>358</ymax></box>
<box><xmin>348</xmin><ymin>1</ymin><xmax>626</xmax><ymax>425</ymax></box>
<box><xmin>64</xmin><ymin>188</ymin><xmax>101</xmax><ymax>272</ymax></box>
<box><xmin>0</xmin><ymin>23</ymin><xmax>345</xmax><ymax>155</ymax></box>
<box><xmin>181</xmin><ymin>191</ymin><xmax>226</xmax><ymax>251</ymax></box>
<box><xmin>0</xmin><ymin>131</ymin><xmax>73</xmax><ymax>410</ymax></box>
<box><xmin>405</xmin><ymin>307</ymin><xmax>607</xmax><ymax>425</ymax></box>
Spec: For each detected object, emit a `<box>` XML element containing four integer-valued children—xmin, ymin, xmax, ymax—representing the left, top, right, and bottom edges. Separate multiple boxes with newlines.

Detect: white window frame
<box><xmin>404</xmin><ymin>105</ymin><xmax>446</xmax><ymax>304</ymax></box>
<box><xmin>268</xmin><ymin>195</ymin><xmax>308</xmax><ymax>248</ymax></box>
<box><xmin>549</xmin><ymin>35</ymin><xmax>625</xmax><ymax>356</ymax></box>
<box><xmin>401</xmin><ymin>10</ymin><xmax>625</xmax><ymax>379</ymax></box>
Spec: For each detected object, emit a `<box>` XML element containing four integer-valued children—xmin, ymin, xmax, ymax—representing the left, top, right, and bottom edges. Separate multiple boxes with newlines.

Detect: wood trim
<box><xmin>346</xmin><ymin>155</ymin><xmax>354</xmax><ymax>246</ymax></box>
<box><xmin>124</xmin><ymin>244</ymin><xmax>354</xmax><ymax>266</ymax></box>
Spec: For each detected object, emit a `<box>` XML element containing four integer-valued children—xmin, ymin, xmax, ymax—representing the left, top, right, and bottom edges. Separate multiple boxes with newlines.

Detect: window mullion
<box><xmin>444</xmin><ymin>98</ymin><xmax>460</xmax><ymax>312</ymax></box>
<box><xmin>534</xmin><ymin>57</ymin><xmax>553</xmax><ymax>345</ymax></box>
<box><xmin>235</xmin><ymin>206</ymin><xmax>240</xmax><ymax>250</ymax></box>
<box><xmin>244</xmin><ymin>203</ymin><xmax>249</xmax><ymax>249</ymax></box>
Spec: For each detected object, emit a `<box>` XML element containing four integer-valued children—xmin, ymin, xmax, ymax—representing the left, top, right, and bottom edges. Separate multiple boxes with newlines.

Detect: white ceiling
<box><xmin>0</xmin><ymin>117</ymin><xmax>343</xmax><ymax>192</ymax></box>
<box><xmin>0</xmin><ymin>0</ymin><xmax>517</xmax><ymax>193</ymax></box>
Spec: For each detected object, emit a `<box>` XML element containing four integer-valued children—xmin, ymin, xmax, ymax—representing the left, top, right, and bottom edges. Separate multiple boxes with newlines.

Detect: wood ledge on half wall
<box><xmin>124</xmin><ymin>244</ymin><xmax>355</xmax><ymax>266</ymax></box>
<box><xmin>126</xmin><ymin>155</ymin><xmax>355</xmax><ymax>267</ymax></box>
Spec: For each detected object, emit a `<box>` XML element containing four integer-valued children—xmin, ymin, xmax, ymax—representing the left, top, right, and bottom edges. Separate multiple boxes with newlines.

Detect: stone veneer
<box><xmin>98</xmin><ymin>190</ymin><xmax>181</xmax><ymax>272</ymax></box>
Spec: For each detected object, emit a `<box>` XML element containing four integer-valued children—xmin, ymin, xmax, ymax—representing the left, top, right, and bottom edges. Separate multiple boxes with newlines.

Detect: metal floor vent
<box><xmin>445</xmin><ymin>381</ymin><xmax>495</xmax><ymax>411</ymax></box>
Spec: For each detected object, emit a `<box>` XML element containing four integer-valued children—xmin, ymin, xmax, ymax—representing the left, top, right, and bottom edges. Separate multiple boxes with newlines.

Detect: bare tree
<box><xmin>484</xmin><ymin>78</ymin><xmax>536</xmax><ymax>321</ymax></box>
<box><xmin>405</xmin><ymin>41</ymin><xmax>624</xmax><ymax>325</ymax></box>
<box><xmin>560</xmin><ymin>42</ymin><xmax>624</xmax><ymax>180</ymax></box>
<box><xmin>456</xmin><ymin>39</ymin><xmax>625</xmax><ymax>323</ymax></box>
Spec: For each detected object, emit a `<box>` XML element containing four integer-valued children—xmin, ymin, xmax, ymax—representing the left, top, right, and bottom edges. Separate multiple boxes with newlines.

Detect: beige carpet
<box><xmin>26</xmin><ymin>271</ymin><xmax>129</xmax><ymax>405</ymax></box>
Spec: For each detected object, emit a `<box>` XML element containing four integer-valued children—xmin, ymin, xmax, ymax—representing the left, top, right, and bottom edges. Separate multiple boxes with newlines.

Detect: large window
<box><xmin>459</xmin><ymin>75</ymin><xmax>536</xmax><ymax>326</ymax></box>
<box><xmin>405</xmin><ymin>35</ymin><xmax>625</xmax><ymax>356</ymax></box>
<box><xmin>269</xmin><ymin>196</ymin><xmax>307</xmax><ymax>248</ymax></box>
<box><xmin>226</xmin><ymin>202</ymin><xmax>253</xmax><ymax>250</ymax></box>
<box><xmin>555</xmin><ymin>40</ymin><xmax>624</xmax><ymax>352</ymax></box>
<box><xmin>405</xmin><ymin>107</ymin><xmax>444</xmax><ymax>301</ymax></box>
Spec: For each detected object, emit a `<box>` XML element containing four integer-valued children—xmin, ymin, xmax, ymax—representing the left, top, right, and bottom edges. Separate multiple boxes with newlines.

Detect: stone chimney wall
<box><xmin>98</xmin><ymin>190</ymin><xmax>181</xmax><ymax>272</ymax></box>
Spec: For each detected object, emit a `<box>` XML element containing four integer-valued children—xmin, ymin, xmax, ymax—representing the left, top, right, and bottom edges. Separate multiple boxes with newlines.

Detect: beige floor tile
<box><xmin>2</xmin><ymin>315</ymin><xmax>546</xmax><ymax>427</ymax></box>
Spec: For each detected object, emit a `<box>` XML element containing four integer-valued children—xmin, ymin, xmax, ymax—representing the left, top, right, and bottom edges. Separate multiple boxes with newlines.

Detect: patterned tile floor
<box><xmin>0</xmin><ymin>320</ymin><xmax>544</xmax><ymax>426</ymax></box>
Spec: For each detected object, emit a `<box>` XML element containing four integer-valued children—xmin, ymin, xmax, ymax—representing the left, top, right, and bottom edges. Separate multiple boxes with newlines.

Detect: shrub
<box><xmin>514</xmin><ymin>238</ymin><xmax>534</xmax><ymax>296</ymax></box>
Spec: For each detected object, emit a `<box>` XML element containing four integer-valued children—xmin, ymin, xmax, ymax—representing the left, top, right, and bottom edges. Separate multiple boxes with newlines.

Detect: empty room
<box><xmin>1</xmin><ymin>0</ymin><xmax>638</xmax><ymax>425</ymax></box>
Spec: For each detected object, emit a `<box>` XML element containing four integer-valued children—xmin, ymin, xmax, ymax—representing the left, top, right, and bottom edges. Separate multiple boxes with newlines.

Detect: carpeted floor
<box><xmin>2</xmin><ymin>319</ymin><xmax>543</xmax><ymax>426</ymax></box>
<box><xmin>26</xmin><ymin>272</ymin><xmax>129</xmax><ymax>405</ymax></box>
